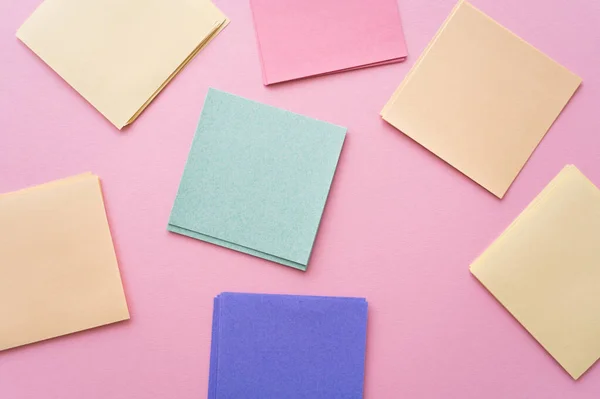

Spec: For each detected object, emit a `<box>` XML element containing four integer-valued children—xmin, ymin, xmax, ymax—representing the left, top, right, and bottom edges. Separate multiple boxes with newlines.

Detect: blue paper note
<box><xmin>208</xmin><ymin>293</ymin><xmax>368</xmax><ymax>399</ymax></box>
<box><xmin>168</xmin><ymin>89</ymin><xmax>346</xmax><ymax>271</ymax></box>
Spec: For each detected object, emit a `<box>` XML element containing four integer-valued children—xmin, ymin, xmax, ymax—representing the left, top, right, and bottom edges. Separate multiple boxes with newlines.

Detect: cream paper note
<box><xmin>471</xmin><ymin>165</ymin><xmax>600</xmax><ymax>379</ymax></box>
<box><xmin>17</xmin><ymin>0</ymin><xmax>229</xmax><ymax>129</ymax></box>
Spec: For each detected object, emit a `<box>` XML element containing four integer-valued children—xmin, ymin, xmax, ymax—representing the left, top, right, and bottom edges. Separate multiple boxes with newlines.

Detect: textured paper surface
<box><xmin>168</xmin><ymin>88</ymin><xmax>346</xmax><ymax>270</ymax></box>
<box><xmin>0</xmin><ymin>174</ymin><xmax>129</xmax><ymax>351</ymax></box>
<box><xmin>471</xmin><ymin>165</ymin><xmax>600</xmax><ymax>379</ymax></box>
<box><xmin>16</xmin><ymin>0</ymin><xmax>228</xmax><ymax>129</ymax></box>
<box><xmin>208</xmin><ymin>293</ymin><xmax>368</xmax><ymax>399</ymax></box>
<box><xmin>250</xmin><ymin>0</ymin><xmax>407</xmax><ymax>85</ymax></box>
<box><xmin>381</xmin><ymin>0</ymin><xmax>581</xmax><ymax>198</ymax></box>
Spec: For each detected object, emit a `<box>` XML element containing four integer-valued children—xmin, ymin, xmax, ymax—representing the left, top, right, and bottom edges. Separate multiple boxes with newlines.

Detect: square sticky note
<box><xmin>168</xmin><ymin>89</ymin><xmax>346</xmax><ymax>271</ymax></box>
<box><xmin>208</xmin><ymin>293</ymin><xmax>368</xmax><ymax>399</ymax></box>
<box><xmin>381</xmin><ymin>0</ymin><xmax>581</xmax><ymax>198</ymax></box>
<box><xmin>471</xmin><ymin>165</ymin><xmax>600</xmax><ymax>379</ymax></box>
<box><xmin>17</xmin><ymin>0</ymin><xmax>229</xmax><ymax>129</ymax></box>
<box><xmin>250</xmin><ymin>0</ymin><xmax>407</xmax><ymax>85</ymax></box>
<box><xmin>0</xmin><ymin>173</ymin><xmax>129</xmax><ymax>351</ymax></box>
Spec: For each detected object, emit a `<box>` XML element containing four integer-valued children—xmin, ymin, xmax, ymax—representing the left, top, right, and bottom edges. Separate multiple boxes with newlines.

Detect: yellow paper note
<box><xmin>17</xmin><ymin>0</ymin><xmax>229</xmax><ymax>129</ymax></box>
<box><xmin>470</xmin><ymin>165</ymin><xmax>600</xmax><ymax>379</ymax></box>
<box><xmin>381</xmin><ymin>1</ymin><xmax>581</xmax><ymax>198</ymax></box>
<box><xmin>0</xmin><ymin>174</ymin><xmax>129</xmax><ymax>351</ymax></box>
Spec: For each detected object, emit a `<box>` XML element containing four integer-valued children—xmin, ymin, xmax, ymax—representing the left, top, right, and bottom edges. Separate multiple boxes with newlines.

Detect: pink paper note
<box><xmin>250</xmin><ymin>0</ymin><xmax>408</xmax><ymax>85</ymax></box>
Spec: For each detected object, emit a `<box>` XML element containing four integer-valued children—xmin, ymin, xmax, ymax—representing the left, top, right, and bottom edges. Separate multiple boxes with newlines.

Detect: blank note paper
<box><xmin>0</xmin><ymin>174</ymin><xmax>129</xmax><ymax>351</ymax></box>
<box><xmin>168</xmin><ymin>89</ymin><xmax>346</xmax><ymax>271</ymax></box>
<box><xmin>250</xmin><ymin>0</ymin><xmax>407</xmax><ymax>85</ymax></box>
<box><xmin>381</xmin><ymin>0</ymin><xmax>581</xmax><ymax>198</ymax></box>
<box><xmin>208</xmin><ymin>293</ymin><xmax>368</xmax><ymax>399</ymax></box>
<box><xmin>17</xmin><ymin>0</ymin><xmax>229</xmax><ymax>129</ymax></box>
<box><xmin>471</xmin><ymin>165</ymin><xmax>600</xmax><ymax>379</ymax></box>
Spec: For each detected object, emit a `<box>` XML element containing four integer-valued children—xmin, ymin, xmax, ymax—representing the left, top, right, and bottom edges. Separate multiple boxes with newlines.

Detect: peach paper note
<box><xmin>0</xmin><ymin>174</ymin><xmax>129</xmax><ymax>351</ymax></box>
<box><xmin>471</xmin><ymin>165</ymin><xmax>600</xmax><ymax>379</ymax></box>
<box><xmin>17</xmin><ymin>0</ymin><xmax>229</xmax><ymax>129</ymax></box>
<box><xmin>381</xmin><ymin>0</ymin><xmax>581</xmax><ymax>198</ymax></box>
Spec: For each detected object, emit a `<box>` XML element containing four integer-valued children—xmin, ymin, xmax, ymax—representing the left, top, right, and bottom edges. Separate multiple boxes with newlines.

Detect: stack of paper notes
<box><xmin>168</xmin><ymin>89</ymin><xmax>346</xmax><ymax>271</ymax></box>
<box><xmin>17</xmin><ymin>0</ymin><xmax>229</xmax><ymax>129</ymax></box>
<box><xmin>249</xmin><ymin>0</ymin><xmax>407</xmax><ymax>85</ymax></box>
<box><xmin>381</xmin><ymin>0</ymin><xmax>581</xmax><ymax>198</ymax></box>
<box><xmin>0</xmin><ymin>173</ymin><xmax>129</xmax><ymax>351</ymax></box>
<box><xmin>208</xmin><ymin>293</ymin><xmax>368</xmax><ymax>399</ymax></box>
<box><xmin>471</xmin><ymin>165</ymin><xmax>600</xmax><ymax>379</ymax></box>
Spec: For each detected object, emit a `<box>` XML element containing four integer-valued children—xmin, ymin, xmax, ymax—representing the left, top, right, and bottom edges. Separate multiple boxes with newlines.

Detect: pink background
<box><xmin>1</xmin><ymin>0</ymin><xmax>599</xmax><ymax>398</ymax></box>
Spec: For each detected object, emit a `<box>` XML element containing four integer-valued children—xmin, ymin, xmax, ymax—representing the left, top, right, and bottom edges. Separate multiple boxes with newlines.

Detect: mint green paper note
<box><xmin>168</xmin><ymin>89</ymin><xmax>346</xmax><ymax>271</ymax></box>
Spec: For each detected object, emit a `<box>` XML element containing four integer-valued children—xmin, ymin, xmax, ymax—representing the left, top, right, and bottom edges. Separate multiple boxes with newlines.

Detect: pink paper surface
<box><xmin>250</xmin><ymin>0</ymin><xmax>408</xmax><ymax>85</ymax></box>
<box><xmin>1</xmin><ymin>0</ymin><xmax>600</xmax><ymax>398</ymax></box>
